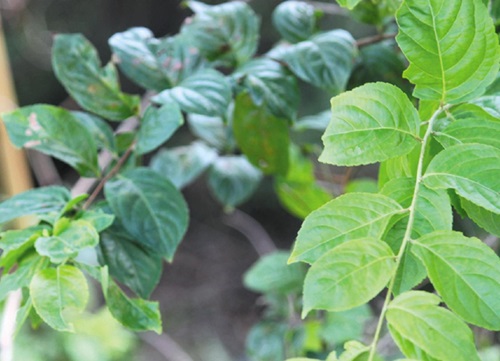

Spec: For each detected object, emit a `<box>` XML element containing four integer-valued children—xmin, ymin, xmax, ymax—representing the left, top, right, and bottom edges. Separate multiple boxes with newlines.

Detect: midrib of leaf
<box><xmin>56</xmin><ymin>266</ymin><xmax>65</xmax><ymax>328</ymax></box>
<box><xmin>427</xmin><ymin>1</ymin><xmax>447</xmax><ymax>104</ymax></box>
<box><xmin>367</xmin><ymin>105</ymin><xmax>447</xmax><ymax>361</ymax></box>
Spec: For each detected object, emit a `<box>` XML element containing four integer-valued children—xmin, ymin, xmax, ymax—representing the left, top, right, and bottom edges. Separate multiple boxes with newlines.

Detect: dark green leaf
<box><xmin>303</xmin><ymin>238</ymin><xmax>396</xmax><ymax>315</ymax></box>
<box><xmin>246</xmin><ymin>321</ymin><xmax>287</xmax><ymax>361</ymax></box>
<box><xmin>233</xmin><ymin>92</ymin><xmax>290</xmax><ymax>175</ymax></box>
<box><xmin>181</xmin><ymin>1</ymin><xmax>260</xmax><ymax>66</ymax></box>
<box><xmin>150</xmin><ymin>141</ymin><xmax>217</xmax><ymax>189</ymax></box>
<box><xmin>136</xmin><ymin>102</ymin><xmax>183</xmax><ymax>155</ymax></box>
<box><xmin>98</xmin><ymin>221</ymin><xmax>162</xmax><ymax>299</ymax></box>
<box><xmin>52</xmin><ymin>34</ymin><xmax>140</xmax><ymax>121</ymax></box>
<box><xmin>187</xmin><ymin>113</ymin><xmax>232</xmax><ymax>150</ymax></box>
<box><xmin>290</xmin><ymin>192</ymin><xmax>404</xmax><ymax>264</ymax></box>
<box><xmin>321</xmin><ymin>305</ymin><xmax>372</xmax><ymax>346</ymax></box>
<box><xmin>280</xmin><ymin>30</ymin><xmax>357</xmax><ymax>94</ymax></box>
<box><xmin>0</xmin><ymin>186</ymin><xmax>70</xmax><ymax>225</ymax></box>
<box><xmin>386</xmin><ymin>291</ymin><xmax>480</xmax><ymax>361</ymax></box>
<box><xmin>207</xmin><ymin>155</ymin><xmax>262</xmax><ymax>208</ymax></box>
<box><xmin>30</xmin><ymin>265</ymin><xmax>89</xmax><ymax>332</ymax></box>
<box><xmin>320</xmin><ymin>82</ymin><xmax>420</xmax><ymax>166</ymax></box>
<box><xmin>412</xmin><ymin>231</ymin><xmax>500</xmax><ymax>330</ymax></box>
<box><xmin>243</xmin><ymin>251</ymin><xmax>306</xmax><ymax>295</ymax></box>
<box><xmin>272</xmin><ymin>1</ymin><xmax>320</xmax><ymax>43</ymax></box>
<box><xmin>104</xmin><ymin>168</ymin><xmax>189</xmax><ymax>261</ymax></box>
<box><xmin>423</xmin><ymin>144</ymin><xmax>500</xmax><ymax>214</ymax></box>
<box><xmin>152</xmin><ymin>69</ymin><xmax>231</xmax><ymax>117</ymax></box>
<box><xmin>396</xmin><ymin>0</ymin><xmax>500</xmax><ymax>103</ymax></box>
<box><xmin>3</xmin><ymin>105</ymin><xmax>100</xmax><ymax>176</ymax></box>
<box><xmin>233</xmin><ymin>58</ymin><xmax>299</xmax><ymax>120</ymax></box>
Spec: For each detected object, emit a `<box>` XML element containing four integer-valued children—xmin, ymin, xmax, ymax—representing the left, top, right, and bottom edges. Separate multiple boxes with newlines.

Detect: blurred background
<box><xmin>0</xmin><ymin>1</ymin><xmax>380</xmax><ymax>360</ymax></box>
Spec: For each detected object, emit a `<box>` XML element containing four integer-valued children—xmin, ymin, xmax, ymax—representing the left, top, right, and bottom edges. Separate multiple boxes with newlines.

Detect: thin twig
<box><xmin>222</xmin><ymin>209</ymin><xmax>277</xmax><ymax>256</ymax></box>
<box><xmin>139</xmin><ymin>333</ymin><xmax>195</xmax><ymax>361</ymax></box>
<box><xmin>356</xmin><ymin>33</ymin><xmax>397</xmax><ymax>48</ymax></box>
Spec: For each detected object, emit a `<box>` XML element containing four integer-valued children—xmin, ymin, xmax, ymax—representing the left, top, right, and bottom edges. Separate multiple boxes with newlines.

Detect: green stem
<box><xmin>367</xmin><ymin>106</ymin><xmax>445</xmax><ymax>360</ymax></box>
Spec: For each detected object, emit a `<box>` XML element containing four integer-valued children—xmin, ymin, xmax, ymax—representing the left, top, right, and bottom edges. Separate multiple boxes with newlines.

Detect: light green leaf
<box><xmin>72</xmin><ymin>111</ymin><xmax>116</xmax><ymax>152</ymax></box>
<box><xmin>232</xmin><ymin>58</ymin><xmax>299</xmax><ymax>121</ymax></box>
<box><xmin>150</xmin><ymin>141</ymin><xmax>217</xmax><ymax>189</ymax></box>
<box><xmin>181</xmin><ymin>1</ymin><xmax>260</xmax><ymax>66</ymax></box>
<box><xmin>103</xmin><ymin>277</ymin><xmax>162</xmax><ymax>333</ymax></box>
<box><xmin>434</xmin><ymin>119</ymin><xmax>500</xmax><ymax>150</ymax></box>
<box><xmin>207</xmin><ymin>155</ymin><xmax>262</xmax><ymax>208</ymax></box>
<box><xmin>76</xmin><ymin>208</ymin><xmax>115</xmax><ymax>233</ymax></box>
<box><xmin>272</xmin><ymin>1</ymin><xmax>320</xmax><ymax>43</ymax></box>
<box><xmin>280</xmin><ymin>30</ymin><xmax>357</xmax><ymax>94</ymax></box>
<box><xmin>337</xmin><ymin>0</ymin><xmax>362</xmax><ymax>10</ymax></box>
<box><xmin>152</xmin><ymin>69</ymin><xmax>231</xmax><ymax>117</ymax></box>
<box><xmin>344</xmin><ymin>179</ymin><xmax>378</xmax><ymax>194</ymax></box>
<box><xmin>136</xmin><ymin>102</ymin><xmax>183</xmax><ymax>155</ymax></box>
<box><xmin>319</xmin><ymin>82</ymin><xmax>420</xmax><ymax>166</ymax></box>
<box><xmin>396</xmin><ymin>0</ymin><xmax>500</xmax><ymax>103</ymax></box>
<box><xmin>386</xmin><ymin>291</ymin><xmax>480</xmax><ymax>361</ymax></box>
<box><xmin>35</xmin><ymin>220</ymin><xmax>99</xmax><ymax>264</ymax></box>
<box><xmin>30</xmin><ymin>265</ymin><xmax>89</xmax><ymax>332</ymax></box>
<box><xmin>303</xmin><ymin>238</ymin><xmax>395</xmax><ymax>316</ymax></box>
<box><xmin>3</xmin><ymin>105</ymin><xmax>100</xmax><ymax>177</ymax></box>
<box><xmin>0</xmin><ymin>254</ymin><xmax>47</xmax><ymax>301</ymax></box>
<box><xmin>321</xmin><ymin>305</ymin><xmax>372</xmax><ymax>346</ymax></box>
<box><xmin>98</xmin><ymin>220</ymin><xmax>162</xmax><ymax>299</ymax></box>
<box><xmin>381</xmin><ymin>177</ymin><xmax>452</xmax><ymax>294</ymax></box>
<box><xmin>233</xmin><ymin>92</ymin><xmax>290</xmax><ymax>175</ymax></box>
<box><xmin>290</xmin><ymin>192</ymin><xmax>404</xmax><ymax>264</ymax></box>
<box><xmin>0</xmin><ymin>225</ymin><xmax>47</xmax><ymax>270</ymax></box>
<box><xmin>52</xmin><ymin>34</ymin><xmax>140</xmax><ymax>121</ymax></box>
<box><xmin>104</xmin><ymin>168</ymin><xmax>189</xmax><ymax>261</ymax></box>
<box><xmin>412</xmin><ymin>231</ymin><xmax>500</xmax><ymax>330</ymax></box>
<box><xmin>243</xmin><ymin>251</ymin><xmax>306</xmax><ymax>295</ymax></box>
<box><xmin>423</xmin><ymin>144</ymin><xmax>500</xmax><ymax>214</ymax></box>
<box><xmin>338</xmin><ymin>340</ymin><xmax>381</xmax><ymax>361</ymax></box>
<box><xmin>0</xmin><ymin>186</ymin><xmax>70</xmax><ymax>224</ymax></box>
<box><xmin>187</xmin><ymin>113</ymin><xmax>233</xmax><ymax>151</ymax></box>
<box><xmin>461</xmin><ymin>198</ymin><xmax>500</xmax><ymax>237</ymax></box>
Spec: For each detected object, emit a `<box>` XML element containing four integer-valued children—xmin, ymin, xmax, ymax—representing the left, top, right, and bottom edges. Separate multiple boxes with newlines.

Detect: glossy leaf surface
<box><xmin>272</xmin><ymin>1</ymin><xmax>319</xmax><ymax>43</ymax></box>
<box><xmin>320</xmin><ymin>82</ymin><xmax>420</xmax><ymax>166</ymax></box>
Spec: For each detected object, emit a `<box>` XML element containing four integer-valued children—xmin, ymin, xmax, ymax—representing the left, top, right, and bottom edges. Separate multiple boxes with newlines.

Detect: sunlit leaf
<box><xmin>0</xmin><ymin>254</ymin><xmax>47</xmax><ymax>301</ymax></box>
<box><xmin>434</xmin><ymin>118</ymin><xmax>500</xmax><ymax>150</ymax></box>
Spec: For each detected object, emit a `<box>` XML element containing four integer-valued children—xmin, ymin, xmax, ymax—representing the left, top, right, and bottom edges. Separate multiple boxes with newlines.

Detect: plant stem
<box><xmin>367</xmin><ymin>106</ymin><xmax>444</xmax><ymax>360</ymax></box>
<box><xmin>82</xmin><ymin>142</ymin><xmax>136</xmax><ymax>210</ymax></box>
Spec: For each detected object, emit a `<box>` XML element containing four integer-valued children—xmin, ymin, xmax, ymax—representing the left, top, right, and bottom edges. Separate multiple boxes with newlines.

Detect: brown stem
<box><xmin>82</xmin><ymin>142</ymin><xmax>136</xmax><ymax>210</ymax></box>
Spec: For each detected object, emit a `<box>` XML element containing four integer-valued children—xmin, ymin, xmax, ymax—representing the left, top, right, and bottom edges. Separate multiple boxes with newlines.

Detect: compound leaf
<box><xmin>320</xmin><ymin>82</ymin><xmax>420</xmax><ymax>166</ymax></box>
<box><xmin>290</xmin><ymin>193</ymin><xmax>404</xmax><ymax>264</ymax></box>
<box><xmin>52</xmin><ymin>34</ymin><xmax>140</xmax><ymax>121</ymax></box>
<box><xmin>412</xmin><ymin>231</ymin><xmax>500</xmax><ymax>330</ymax></box>
<box><xmin>396</xmin><ymin>0</ymin><xmax>500</xmax><ymax>103</ymax></box>
<box><xmin>303</xmin><ymin>238</ymin><xmax>395</xmax><ymax>316</ymax></box>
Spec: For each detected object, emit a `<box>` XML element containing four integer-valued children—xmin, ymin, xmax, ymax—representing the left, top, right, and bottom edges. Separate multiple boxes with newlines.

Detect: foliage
<box><xmin>0</xmin><ymin>0</ymin><xmax>499</xmax><ymax>360</ymax></box>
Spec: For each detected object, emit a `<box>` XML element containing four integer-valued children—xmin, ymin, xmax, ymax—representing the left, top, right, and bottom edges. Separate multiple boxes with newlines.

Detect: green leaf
<box><xmin>272</xmin><ymin>1</ymin><xmax>320</xmax><ymax>43</ymax></box>
<box><xmin>0</xmin><ymin>225</ymin><xmax>47</xmax><ymax>270</ymax></box>
<box><xmin>109</xmin><ymin>27</ymin><xmax>170</xmax><ymax>90</ymax></box>
<box><xmin>337</xmin><ymin>0</ymin><xmax>362</xmax><ymax>10</ymax></box>
<box><xmin>35</xmin><ymin>220</ymin><xmax>99</xmax><ymax>264</ymax></box>
<box><xmin>303</xmin><ymin>238</ymin><xmax>395</xmax><ymax>316</ymax></box>
<box><xmin>412</xmin><ymin>231</ymin><xmax>500</xmax><ymax>330</ymax></box>
<box><xmin>423</xmin><ymin>144</ymin><xmax>500</xmax><ymax>214</ymax></box>
<box><xmin>290</xmin><ymin>192</ymin><xmax>404</xmax><ymax>264</ymax></box>
<box><xmin>380</xmin><ymin>177</ymin><xmax>452</xmax><ymax>294</ymax></box>
<box><xmin>150</xmin><ymin>141</ymin><xmax>217</xmax><ymax>189</ymax></box>
<box><xmin>136</xmin><ymin>103</ymin><xmax>183</xmax><ymax>155</ymax></box>
<box><xmin>2</xmin><ymin>105</ymin><xmax>100</xmax><ymax>177</ymax></box>
<box><xmin>207</xmin><ymin>155</ymin><xmax>262</xmax><ymax>208</ymax></box>
<box><xmin>98</xmin><ymin>220</ymin><xmax>162</xmax><ymax>299</ymax></box>
<box><xmin>246</xmin><ymin>321</ymin><xmax>287</xmax><ymax>361</ymax></box>
<box><xmin>0</xmin><ymin>186</ymin><xmax>70</xmax><ymax>224</ymax></box>
<box><xmin>52</xmin><ymin>34</ymin><xmax>140</xmax><ymax>121</ymax></box>
<box><xmin>243</xmin><ymin>251</ymin><xmax>306</xmax><ymax>295</ymax></box>
<box><xmin>471</xmin><ymin>96</ymin><xmax>500</xmax><ymax>118</ymax></box>
<box><xmin>461</xmin><ymin>198</ymin><xmax>500</xmax><ymax>237</ymax></box>
<box><xmin>386</xmin><ymin>291</ymin><xmax>480</xmax><ymax>361</ymax></box>
<box><xmin>280</xmin><ymin>30</ymin><xmax>357</xmax><ymax>94</ymax></box>
<box><xmin>76</xmin><ymin>208</ymin><xmax>115</xmax><ymax>233</ymax></box>
<box><xmin>293</xmin><ymin>110</ymin><xmax>330</xmax><ymax>133</ymax></box>
<box><xmin>72</xmin><ymin>111</ymin><xmax>116</xmax><ymax>152</ymax></box>
<box><xmin>103</xmin><ymin>276</ymin><xmax>162</xmax><ymax>333</ymax></box>
<box><xmin>344</xmin><ymin>179</ymin><xmax>378</xmax><ymax>194</ymax></box>
<box><xmin>434</xmin><ymin>118</ymin><xmax>500</xmax><ymax>150</ymax></box>
<box><xmin>30</xmin><ymin>265</ymin><xmax>89</xmax><ymax>332</ymax></box>
<box><xmin>152</xmin><ymin>69</ymin><xmax>231</xmax><ymax>117</ymax></box>
<box><xmin>233</xmin><ymin>58</ymin><xmax>299</xmax><ymax>120</ymax></box>
<box><xmin>321</xmin><ymin>305</ymin><xmax>372</xmax><ymax>346</ymax></box>
<box><xmin>187</xmin><ymin>113</ymin><xmax>233</xmax><ymax>150</ymax></box>
<box><xmin>319</xmin><ymin>82</ymin><xmax>420</xmax><ymax>166</ymax></box>
<box><xmin>233</xmin><ymin>92</ymin><xmax>290</xmax><ymax>175</ymax></box>
<box><xmin>104</xmin><ymin>168</ymin><xmax>189</xmax><ymax>261</ymax></box>
<box><xmin>181</xmin><ymin>1</ymin><xmax>260</xmax><ymax>66</ymax></box>
<box><xmin>0</xmin><ymin>254</ymin><xmax>47</xmax><ymax>301</ymax></box>
<box><xmin>396</xmin><ymin>0</ymin><xmax>500</xmax><ymax>103</ymax></box>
